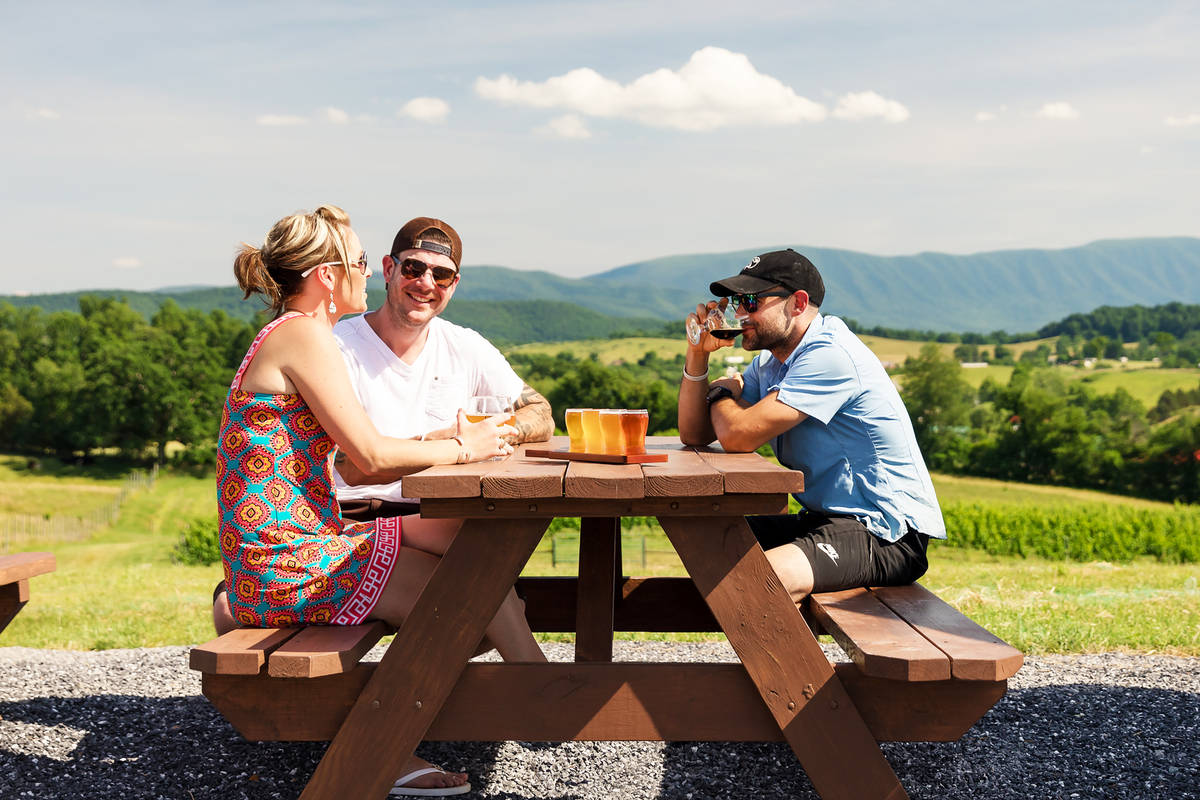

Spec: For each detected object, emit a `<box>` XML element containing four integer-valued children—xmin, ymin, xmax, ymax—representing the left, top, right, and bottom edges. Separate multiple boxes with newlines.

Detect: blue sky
<box><xmin>2</xmin><ymin>0</ymin><xmax>1198</xmax><ymax>293</ymax></box>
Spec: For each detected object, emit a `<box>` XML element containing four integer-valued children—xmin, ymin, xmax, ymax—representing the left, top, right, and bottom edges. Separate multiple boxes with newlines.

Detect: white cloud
<box><xmin>323</xmin><ymin>107</ymin><xmax>349</xmax><ymax>124</ymax></box>
<box><xmin>475</xmin><ymin>46</ymin><xmax>827</xmax><ymax>132</ymax></box>
<box><xmin>974</xmin><ymin>111</ymin><xmax>997</xmax><ymax>122</ymax></box>
<box><xmin>256</xmin><ymin>114</ymin><xmax>307</xmax><ymax>126</ymax></box>
<box><xmin>31</xmin><ymin>107</ymin><xmax>60</xmax><ymax>120</ymax></box>
<box><xmin>400</xmin><ymin>97</ymin><xmax>450</xmax><ymax>123</ymax></box>
<box><xmin>1036</xmin><ymin>101</ymin><xmax>1079</xmax><ymax>120</ymax></box>
<box><xmin>536</xmin><ymin>114</ymin><xmax>592</xmax><ymax>140</ymax></box>
<box><xmin>832</xmin><ymin>91</ymin><xmax>910</xmax><ymax>123</ymax></box>
<box><xmin>112</xmin><ymin>257</ymin><xmax>142</xmax><ymax>269</ymax></box>
<box><xmin>1164</xmin><ymin>112</ymin><xmax>1200</xmax><ymax>127</ymax></box>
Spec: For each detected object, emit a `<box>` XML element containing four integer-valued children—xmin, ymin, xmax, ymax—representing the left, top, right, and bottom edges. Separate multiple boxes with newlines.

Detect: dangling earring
<box><xmin>328</xmin><ymin>292</ymin><xmax>337</xmax><ymax>314</ymax></box>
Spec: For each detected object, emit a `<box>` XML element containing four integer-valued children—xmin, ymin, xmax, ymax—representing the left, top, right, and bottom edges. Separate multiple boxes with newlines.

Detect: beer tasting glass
<box><xmin>686</xmin><ymin>298</ymin><xmax>743</xmax><ymax>345</ymax></box>
<box><xmin>581</xmin><ymin>408</ymin><xmax>603</xmax><ymax>453</ymax></box>
<box><xmin>465</xmin><ymin>396</ymin><xmax>515</xmax><ymax>460</ymax></box>
<box><xmin>599</xmin><ymin>409</ymin><xmax>625</xmax><ymax>455</ymax></box>
<box><xmin>465</xmin><ymin>395</ymin><xmax>515</xmax><ymax>425</ymax></box>
<box><xmin>465</xmin><ymin>396</ymin><xmax>515</xmax><ymax>425</ymax></box>
<box><xmin>620</xmin><ymin>409</ymin><xmax>649</xmax><ymax>455</ymax></box>
<box><xmin>565</xmin><ymin>408</ymin><xmax>585</xmax><ymax>452</ymax></box>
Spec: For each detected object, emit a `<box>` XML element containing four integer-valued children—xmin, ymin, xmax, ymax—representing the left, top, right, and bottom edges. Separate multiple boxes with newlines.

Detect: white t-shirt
<box><xmin>332</xmin><ymin>314</ymin><xmax>526</xmax><ymax>502</ymax></box>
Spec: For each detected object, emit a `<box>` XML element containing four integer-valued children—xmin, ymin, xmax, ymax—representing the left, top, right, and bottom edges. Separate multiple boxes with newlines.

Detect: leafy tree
<box><xmin>900</xmin><ymin>344</ymin><xmax>975</xmax><ymax>470</ymax></box>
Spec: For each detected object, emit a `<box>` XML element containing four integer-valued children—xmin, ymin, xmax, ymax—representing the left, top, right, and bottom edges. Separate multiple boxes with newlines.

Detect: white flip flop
<box><xmin>388</xmin><ymin>766</ymin><xmax>472</xmax><ymax>797</ymax></box>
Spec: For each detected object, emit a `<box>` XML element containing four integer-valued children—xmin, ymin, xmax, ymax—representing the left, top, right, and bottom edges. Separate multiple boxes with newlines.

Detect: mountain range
<box><xmin>5</xmin><ymin>237</ymin><xmax>1199</xmax><ymax>339</ymax></box>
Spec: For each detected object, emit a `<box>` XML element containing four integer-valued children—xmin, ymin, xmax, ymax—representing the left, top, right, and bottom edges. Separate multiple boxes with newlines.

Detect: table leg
<box><xmin>660</xmin><ymin>515</ymin><xmax>908</xmax><ymax>800</ymax></box>
<box><xmin>299</xmin><ymin>517</ymin><xmax>549</xmax><ymax>800</ymax></box>
<box><xmin>0</xmin><ymin>580</ymin><xmax>30</xmax><ymax>635</ymax></box>
<box><xmin>575</xmin><ymin>517</ymin><xmax>619</xmax><ymax>662</ymax></box>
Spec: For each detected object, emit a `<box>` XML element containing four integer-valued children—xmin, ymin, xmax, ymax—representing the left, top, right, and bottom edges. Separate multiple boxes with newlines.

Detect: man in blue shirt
<box><xmin>678</xmin><ymin>249</ymin><xmax>946</xmax><ymax>605</ymax></box>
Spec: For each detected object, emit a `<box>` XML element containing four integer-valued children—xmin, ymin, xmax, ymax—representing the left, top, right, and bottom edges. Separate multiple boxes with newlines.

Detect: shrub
<box><xmin>941</xmin><ymin>502</ymin><xmax>1200</xmax><ymax>563</ymax></box>
<box><xmin>173</xmin><ymin>516</ymin><xmax>221</xmax><ymax>565</ymax></box>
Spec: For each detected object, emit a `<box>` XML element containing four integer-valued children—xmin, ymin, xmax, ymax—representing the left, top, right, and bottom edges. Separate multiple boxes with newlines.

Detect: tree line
<box><xmin>902</xmin><ymin>344</ymin><xmax>1200</xmax><ymax>503</ymax></box>
<box><xmin>3</xmin><ymin>298</ymin><xmax>1198</xmax><ymax>504</ymax></box>
<box><xmin>0</xmin><ymin>299</ymin><xmax>258</xmax><ymax>464</ymax></box>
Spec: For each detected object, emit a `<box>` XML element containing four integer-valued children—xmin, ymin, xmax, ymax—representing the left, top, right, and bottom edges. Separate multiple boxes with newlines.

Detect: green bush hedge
<box><xmin>173</xmin><ymin>516</ymin><xmax>220</xmax><ymax>566</ymax></box>
<box><xmin>941</xmin><ymin>502</ymin><xmax>1200</xmax><ymax>563</ymax></box>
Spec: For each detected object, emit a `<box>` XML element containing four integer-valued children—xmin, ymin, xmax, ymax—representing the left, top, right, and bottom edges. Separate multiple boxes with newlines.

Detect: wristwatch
<box><xmin>706</xmin><ymin>384</ymin><xmax>735</xmax><ymax>405</ymax></box>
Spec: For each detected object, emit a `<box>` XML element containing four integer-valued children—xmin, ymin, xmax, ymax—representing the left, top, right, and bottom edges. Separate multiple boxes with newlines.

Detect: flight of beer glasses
<box><xmin>686</xmin><ymin>297</ymin><xmax>743</xmax><ymax>345</ymax></box>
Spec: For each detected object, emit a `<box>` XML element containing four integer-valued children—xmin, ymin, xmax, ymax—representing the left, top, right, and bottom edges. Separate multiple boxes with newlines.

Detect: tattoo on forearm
<box><xmin>513</xmin><ymin>384</ymin><xmax>541</xmax><ymax>410</ymax></box>
<box><xmin>510</xmin><ymin>384</ymin><xmax>554</xmax><ymax>443</ymax></box>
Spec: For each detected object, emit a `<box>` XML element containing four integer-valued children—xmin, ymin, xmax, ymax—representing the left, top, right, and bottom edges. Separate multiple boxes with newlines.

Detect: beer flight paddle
<box><xmin>528</xmin><ymin>408</ymin><xmax>667</xmax><ymax>463</ymax></box>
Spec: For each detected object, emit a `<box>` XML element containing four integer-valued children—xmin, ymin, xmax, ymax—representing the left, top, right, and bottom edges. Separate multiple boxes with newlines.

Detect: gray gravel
<box><xmin>1</xmin><ymin>642</ymin><xmax>1197</xmax><ymax>799</ymax></box>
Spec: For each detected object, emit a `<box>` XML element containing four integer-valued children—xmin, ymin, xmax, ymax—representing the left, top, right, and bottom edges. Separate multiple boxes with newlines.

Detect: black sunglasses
<box><xmin>396</xmin><ymin>257</ymin><xmax>459</xmax><ymax>288</ymax></box>
<box><xmin>730</xmin><ymin>289</ymin><xmax>792</xmax><ymax>313</ymax></box>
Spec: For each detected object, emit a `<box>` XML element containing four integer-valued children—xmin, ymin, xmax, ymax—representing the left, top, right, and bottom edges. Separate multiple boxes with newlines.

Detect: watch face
<box><xmin>707</xmin><ymin>385</ymin><xmax>732</xmax><ymax>404</ymax></box>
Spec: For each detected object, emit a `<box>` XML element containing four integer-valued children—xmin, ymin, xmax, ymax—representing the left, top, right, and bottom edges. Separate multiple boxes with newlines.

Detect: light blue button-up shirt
<box><xmin>741</xmin><ymin>314</ymin><xmax>946</xmax><ymax>543</ymax></box>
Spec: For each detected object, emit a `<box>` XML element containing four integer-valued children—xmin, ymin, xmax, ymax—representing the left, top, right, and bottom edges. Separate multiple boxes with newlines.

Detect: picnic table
<box><xmin>0</xmin><ymin>551</ymin><xmax>56</xmax><ymax>635</ymax></box>
<box><xmin>194</xmin><ymin>436</ymin><xmax>1021</xmax><ymax>800</ymax></box>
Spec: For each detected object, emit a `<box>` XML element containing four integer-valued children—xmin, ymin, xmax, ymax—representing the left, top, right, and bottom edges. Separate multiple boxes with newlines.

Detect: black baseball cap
<box><xmin>709</xmin><ymin>249</ymin><xmax>825</xmax><ymax>306</ymax></box>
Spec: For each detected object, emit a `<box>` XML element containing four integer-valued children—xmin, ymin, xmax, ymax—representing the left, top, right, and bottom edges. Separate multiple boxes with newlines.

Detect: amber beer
<box><xmin>620</xmin><ymin>409</ymin><xmax>649</xmax><ymax>454</ymax></box>
<box><xmin>465</xmin><ymin>413</ymin><xmax>516</xmax><ymax>426</ymax></box>
<box><xmin>580</xmin><ymin>408</ymin><xmax>603</xmax><ymax>453</ymax></box>
<box><xmin>565</xmin><ymin>409</ymin><xmax>585</xmax><ymax>452</ymax></box>
<box><xmin>599</xmin><ymin>410</ymin><xmax>625</xmax><ymax>455</ymax></box>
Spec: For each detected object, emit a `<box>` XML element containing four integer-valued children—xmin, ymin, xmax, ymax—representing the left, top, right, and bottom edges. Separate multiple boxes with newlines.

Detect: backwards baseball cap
<box><xmin>708</xmin><ymin>248</ymin><xmax>825</xmax><ymax>306</ymax></box>
<box><xmin>390</xmin><ymin>217</ymin><xmax>463</xmax><ymax>268</ymax></box>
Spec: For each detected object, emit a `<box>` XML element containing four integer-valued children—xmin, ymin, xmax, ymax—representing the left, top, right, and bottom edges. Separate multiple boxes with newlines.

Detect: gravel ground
<box><xmin>1</xmin><ymin>642</ymin><xmax>1197</xmax><ymax>800</ymax></box>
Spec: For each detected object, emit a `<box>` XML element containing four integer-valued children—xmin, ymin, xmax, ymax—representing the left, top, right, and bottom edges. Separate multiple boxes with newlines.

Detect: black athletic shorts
<box><xmin>338</xmin><ymin>498</ymin><xmax>421</xmax><ymax>523</ymax></box>
<box><xmin>747</xmin><ymin>511</ymin><xmax>930</xmax><ymax>593</ymax></box>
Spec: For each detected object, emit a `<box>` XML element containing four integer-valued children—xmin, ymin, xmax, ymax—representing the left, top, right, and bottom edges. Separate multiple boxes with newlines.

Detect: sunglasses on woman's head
<box><xmin>300</xmin><ymin>251</ymin><xmax>369</xmax><ymax>278</ymax></box>
<box><xmin>397</xmin><ymin>257</ymin><xmax>458</xmax><ymax>288</ymax></box>
<box><xmin>730</xmin><ymin>289</ymin><xmax>792</xmax><ymax>313</ymax></box>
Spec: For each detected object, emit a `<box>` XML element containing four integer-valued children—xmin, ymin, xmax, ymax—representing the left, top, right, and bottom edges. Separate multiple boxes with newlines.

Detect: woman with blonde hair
<box><xmin>216</xmin><ymin>205</ymin><xmax>543</xmax><ymax>796</ymax></box>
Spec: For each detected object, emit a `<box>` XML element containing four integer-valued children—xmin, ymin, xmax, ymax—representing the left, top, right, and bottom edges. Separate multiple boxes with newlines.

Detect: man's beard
<box><xmin>741</xmin><ymin>315</ymin><xmax>789</xmax><ymax>352</ymax></box>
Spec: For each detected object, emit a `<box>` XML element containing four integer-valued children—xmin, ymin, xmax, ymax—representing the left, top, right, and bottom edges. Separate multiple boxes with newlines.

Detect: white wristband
<box><xmin>682</xmin><ymin>368</ymin><xmax>709</xmax><ymax>382</ymax></box>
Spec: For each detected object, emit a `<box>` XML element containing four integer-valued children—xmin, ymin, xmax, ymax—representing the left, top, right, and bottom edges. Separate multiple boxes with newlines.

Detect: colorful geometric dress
<box><xmin>216</xmin><ymin>313</ymin><xmax>401</xmax><ymax>627</ymax></box>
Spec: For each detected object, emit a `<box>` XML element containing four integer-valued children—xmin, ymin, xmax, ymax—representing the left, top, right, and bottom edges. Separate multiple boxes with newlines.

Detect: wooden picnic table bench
<box><xmin>191</xmin><ymin>438</ymin><xmax>1022</xmax><ymax>799</ymax></box>
<box><xmin>0</xmin><ymin>551</ymin><xmax>57</xmax><ymax>635</ymax></box>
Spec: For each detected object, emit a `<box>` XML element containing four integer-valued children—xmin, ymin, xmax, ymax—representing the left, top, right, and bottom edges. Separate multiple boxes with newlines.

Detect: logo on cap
<box><xmin>743</xmin><ymin>256</ymin><xmax>760</xmax><ymax>271</ymax></box>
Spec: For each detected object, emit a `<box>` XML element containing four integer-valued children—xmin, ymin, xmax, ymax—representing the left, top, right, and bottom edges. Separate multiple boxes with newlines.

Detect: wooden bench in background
<box><xmin>0</xmin><ymin>551</ymin><xmax>57</xmax><ymax>636</ymax></box>
<box><xmin>192</xmin><ymin>577</ymin><xmax>1022</xmax><ymax>745</ymax></box>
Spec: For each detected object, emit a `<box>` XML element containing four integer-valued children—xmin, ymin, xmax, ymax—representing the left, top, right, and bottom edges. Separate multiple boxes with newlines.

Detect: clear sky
<box><xmin>2</xmin><ymin>1</ymin><xmax>1198</xmax><ymax>294</ymax></box>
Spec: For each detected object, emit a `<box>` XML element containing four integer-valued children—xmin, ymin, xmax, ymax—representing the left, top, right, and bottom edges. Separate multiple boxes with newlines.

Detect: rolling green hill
<box><xmin>5</xmin><ymin>237</ymin><xmax>1199</xmax><ymax>334</ymax></box>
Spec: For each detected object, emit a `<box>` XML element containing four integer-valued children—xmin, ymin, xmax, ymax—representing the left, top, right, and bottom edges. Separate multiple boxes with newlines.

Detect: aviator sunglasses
<box><xmin>730</xmin><ymin>289</ymin><xmax>792</xmax><ymax>313</ymax></box>
<box><xmin>396</xmin><ymin>257</ymin><xmax>459</xmax><ymax>288</ymax></box>
<box><xmin>300</xmin><ymin>251</ymin><xmax>369</xmax><ymax>278</ymax></box>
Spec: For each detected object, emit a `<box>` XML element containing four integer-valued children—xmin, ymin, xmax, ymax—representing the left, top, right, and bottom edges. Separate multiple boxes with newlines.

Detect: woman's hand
<box><xmin>455</xmin><ymin>409</ymin><xmax>517</xmax><ymax>461</ymax></box>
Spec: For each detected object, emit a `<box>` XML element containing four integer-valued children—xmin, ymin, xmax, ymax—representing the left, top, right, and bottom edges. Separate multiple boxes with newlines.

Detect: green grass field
<box><xmin>3</xmin><ymin>461</ymin><xmax>1197</xmax><ymax>655</ymax></box>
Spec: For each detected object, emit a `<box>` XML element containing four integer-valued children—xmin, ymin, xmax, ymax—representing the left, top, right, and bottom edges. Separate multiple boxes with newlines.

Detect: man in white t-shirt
<box><xmin>331</xmin><ymin>216</ymin><xmax>553</xmax><ymax>519</ymax></box>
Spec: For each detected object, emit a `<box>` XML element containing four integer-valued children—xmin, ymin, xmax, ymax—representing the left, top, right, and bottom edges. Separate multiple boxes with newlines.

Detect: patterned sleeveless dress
<box><xmin>216</xmin><ymin>313</ymin><xmax>401</xmax><ymax>627</ymax></box>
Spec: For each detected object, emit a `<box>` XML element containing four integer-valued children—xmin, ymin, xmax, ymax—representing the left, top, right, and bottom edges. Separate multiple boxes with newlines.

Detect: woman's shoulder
<box><xmin>257</xmin><ymin>314</ymin><xmax>337</xmax><ymax>360</ymax></box>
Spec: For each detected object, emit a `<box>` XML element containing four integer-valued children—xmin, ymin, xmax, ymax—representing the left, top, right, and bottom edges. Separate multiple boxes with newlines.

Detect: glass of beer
<box><xmin>599</xmin><ymin>409</ymin><xmax>625</xmax><ymax>455</ymax></box>
<box><xmin>465</xmin><ymin>396</ymin><xmax>515</xmax><ymax>426</ymax></box>
<box><xmin>620</xmin><ymin>409</ymin><xmax>649</xmax><ymax>455</ymax></box>
<box><xmin>565</xmin><ymin>408</ymin><xmax>585</xmax><ymax>452</ymax></box>
<box><xmin>580</xmin><ymin>408</ymin><xmax>603</xmax><ymax>453</ymax></box>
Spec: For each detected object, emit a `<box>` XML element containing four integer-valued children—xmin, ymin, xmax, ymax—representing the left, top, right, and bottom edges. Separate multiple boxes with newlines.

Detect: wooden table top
<box><xmin>402</xmin><ymin>435</ymin><xmax>803</xmax><ymax>503</ymax></box>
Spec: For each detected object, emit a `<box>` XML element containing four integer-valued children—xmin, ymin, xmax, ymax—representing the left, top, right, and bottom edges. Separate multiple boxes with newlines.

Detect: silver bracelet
<box><xmin>682</xmin><ymin>367</ymin><xmax>709</xmax><ymax>382</ymax></box>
